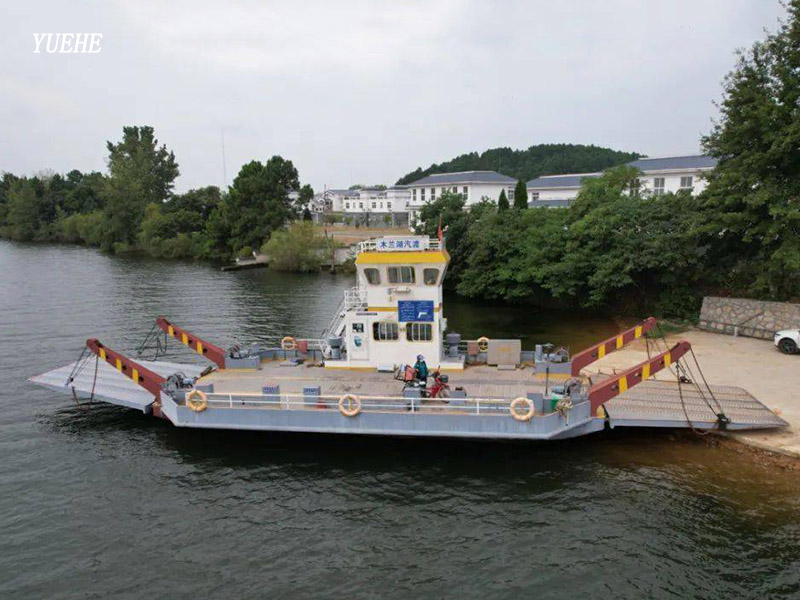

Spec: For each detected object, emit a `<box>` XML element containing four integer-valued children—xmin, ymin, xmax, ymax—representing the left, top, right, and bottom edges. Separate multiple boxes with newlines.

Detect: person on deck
<box><xmin>413</xmin><ymin>354</ymin><xmax>428</xmax><ymax>383</ymax></box>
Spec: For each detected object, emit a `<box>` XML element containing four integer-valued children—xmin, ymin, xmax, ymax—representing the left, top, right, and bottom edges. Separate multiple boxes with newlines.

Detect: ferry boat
<box><xmin>30</xmin><ymin>236</ymin><xmax>787</xmax><ymax>440</ymax></box>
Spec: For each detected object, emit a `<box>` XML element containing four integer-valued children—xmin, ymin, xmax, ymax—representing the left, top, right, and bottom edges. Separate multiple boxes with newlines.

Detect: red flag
<box><xmin>437</xmin><ymin>215</ymin><xmax>443</xmax><ymax>241</ymax></box>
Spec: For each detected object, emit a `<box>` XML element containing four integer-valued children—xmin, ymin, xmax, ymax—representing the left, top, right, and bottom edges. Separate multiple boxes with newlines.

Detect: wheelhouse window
<box><xmin>388</xmin><ymin>266</ymin><xmax>415</xmax><ymax>284</ymax></box>
<box><xmin>364</xmin><ymin>268</ymin><xmax>380</xmax><ymax>285</ymax></box>
<box><xmin>373</xmin><ymin>321</ymin><xmax>399</xmax><ymax>341</ymax></box>
<box><xmin>423</xmin><ymin>268</ymin><xmax>439</xmax><ymax>285</ymax></box>
<box><xmin>406</xmin><ymin>322</ymin><xmax>433</xmax><ymax>342</ymax></box>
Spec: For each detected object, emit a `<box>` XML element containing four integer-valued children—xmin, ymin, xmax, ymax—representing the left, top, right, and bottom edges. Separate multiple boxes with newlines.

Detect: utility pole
<box><xmin>221</xmin><ymin>128</ymin><xmax>228</xmax><ymax>190</ymax></box>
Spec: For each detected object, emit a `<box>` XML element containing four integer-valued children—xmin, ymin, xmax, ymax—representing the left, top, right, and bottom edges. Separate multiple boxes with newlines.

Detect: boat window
<box><xmin>364</xmin><ymin>268</ymin><xmax>380</xmax><ymax>285</ymax></box>
<box><xmin>406</xmin><ymin>322</ymin><xmax>433</xmax><ymax>342</ymax></box>
<box><xmin>423</xmin><ymin>268</ymin><xmax>439</xmax><ymax>285</ymax></box>
<box><xmin>388</xmin><ymin>266</ymin><xmax>415</xmax><ymax>284</ymax></box>
<box><xmin>373</xmin><ymin>321</ymin><xmax>399</xmax><ymax>341</ymax></box>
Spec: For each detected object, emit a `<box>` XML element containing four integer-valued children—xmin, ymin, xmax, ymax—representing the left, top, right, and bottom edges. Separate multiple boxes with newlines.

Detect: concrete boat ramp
<box><xmin>30</xmin><ymin>357</ymin><xmax>786</xmax><ymax>441</ymax></box>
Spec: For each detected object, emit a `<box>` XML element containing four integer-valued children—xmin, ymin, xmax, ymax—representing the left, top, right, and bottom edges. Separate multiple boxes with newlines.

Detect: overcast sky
<box><xmin>0</xmin><ymin>0</ymin><xmax>787</xmax><ymax>192</ymax></box>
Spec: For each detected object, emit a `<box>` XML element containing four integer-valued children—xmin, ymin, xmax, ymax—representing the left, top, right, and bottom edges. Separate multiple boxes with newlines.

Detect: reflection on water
<box><xmin>2</xmin><ymin>240</ymin><xmax>799</xmax><ymax>600</ymax></box>
<box><xmin>444</xmin><ymin>295</ymin><xmax>623</xmax><ymax>352</ymax></box>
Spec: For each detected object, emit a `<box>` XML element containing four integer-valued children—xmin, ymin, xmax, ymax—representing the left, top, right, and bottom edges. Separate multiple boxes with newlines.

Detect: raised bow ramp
<box><xmin>29</xmin><ymin>359</ymin><xmax>207</xmax><ymax>412</ymax></box>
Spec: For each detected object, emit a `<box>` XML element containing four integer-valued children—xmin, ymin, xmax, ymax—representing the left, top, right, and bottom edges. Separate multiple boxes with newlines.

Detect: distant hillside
<box><xmin>396</xmin><ymin>144</ymin><xmax>640</xmax><ymax>185</ymax></box>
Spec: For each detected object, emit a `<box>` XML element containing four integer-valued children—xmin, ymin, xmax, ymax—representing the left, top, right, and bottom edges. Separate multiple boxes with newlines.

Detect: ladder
<box><xmin>319</xmin><ymin>287</ymin><xmax>366</xmax><ymax>358</ymax></box>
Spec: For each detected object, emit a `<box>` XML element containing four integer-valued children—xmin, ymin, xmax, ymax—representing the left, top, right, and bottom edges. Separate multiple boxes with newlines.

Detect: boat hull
<box><xmin>160</xmin><ymin>393</ymin><xmax>605</xmax><ymax>440</ymax></box>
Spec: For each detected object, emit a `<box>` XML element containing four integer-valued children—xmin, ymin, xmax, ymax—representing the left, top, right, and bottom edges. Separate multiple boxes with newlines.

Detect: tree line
<box><xmin>417</xmin><ymin>172</ymin><xmax>706</xmax><ymax>318</ymax></box>
<box><xmin>0</xmin><ymin>126</ymin><xmax>314</xmax><ymax>260</ymax></box>
<box><xmin>396</xmin><ymin>144</ymin><xmax>640</xmax><ymax>186</ymax></box>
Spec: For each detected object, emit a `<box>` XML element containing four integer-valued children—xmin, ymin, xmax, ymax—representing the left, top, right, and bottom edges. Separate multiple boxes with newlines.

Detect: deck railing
<box><xmin>196</xmin><ymin>391</ymin><xmax>537</xmax><ymax>417</ymax></box>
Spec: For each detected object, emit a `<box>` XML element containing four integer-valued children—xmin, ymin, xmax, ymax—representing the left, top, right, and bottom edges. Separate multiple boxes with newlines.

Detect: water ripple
<box><xmin>1</xmin><ymin>240</ymin><xmax>799</xmax><ymax>600</ymax></box>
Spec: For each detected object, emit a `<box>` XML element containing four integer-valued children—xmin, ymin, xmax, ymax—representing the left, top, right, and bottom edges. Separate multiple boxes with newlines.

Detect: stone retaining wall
<box><xmin>698</xmin><ymin>296</ymin><xmax>800</xmax><ymax>339</ymax></box>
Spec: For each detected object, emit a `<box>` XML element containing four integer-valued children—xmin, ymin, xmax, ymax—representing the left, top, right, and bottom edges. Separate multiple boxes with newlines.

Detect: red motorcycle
<box><xmin>428</xmin><ymin>371</ymin><xmax>452</xmax><ymax>399</ymax></box>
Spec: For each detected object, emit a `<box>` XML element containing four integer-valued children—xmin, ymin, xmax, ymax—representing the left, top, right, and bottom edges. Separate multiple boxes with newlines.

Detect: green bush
<box><xmin>263</xmin><ymin>221</ymin><xmax>328</xmax><ymax>272</ymax></box>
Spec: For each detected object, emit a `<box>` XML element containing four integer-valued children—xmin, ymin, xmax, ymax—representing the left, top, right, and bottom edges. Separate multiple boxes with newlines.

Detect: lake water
<box><xmin>1</xmin><ymin>240</ymin><xmax>799</xmax><ymax>600</ymax></box>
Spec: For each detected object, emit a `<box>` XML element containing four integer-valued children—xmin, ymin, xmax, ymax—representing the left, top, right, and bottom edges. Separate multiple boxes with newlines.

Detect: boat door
<box><xmin>349</xmin><ymin>321</ymin><xmax>369</xmax><ymax>360</ymax></box>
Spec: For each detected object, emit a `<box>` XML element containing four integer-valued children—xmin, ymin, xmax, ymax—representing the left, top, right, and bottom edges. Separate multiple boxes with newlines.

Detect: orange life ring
<box><xmin>186</xmin><ymin>389</ymin><xmax>208</xmax><ymax>413</ymax></box>
<box><xmin>510</xmin><ymin>397</ymin><xmax>534</xmax><ymax>422</ymax></box>
<box><xmin>338</xmin><ymin>394</ymin><xmax>361</xmax><ymax>417</ymax></box>
<box><xmin>281</xmin><ymin>336</ymin><xmax>297</xmax><ymax>350</ymax></box>
<box><xmin>476</xmin><ymin>336</ymin><xmax>490</xmax><ymax>353</ymax></box>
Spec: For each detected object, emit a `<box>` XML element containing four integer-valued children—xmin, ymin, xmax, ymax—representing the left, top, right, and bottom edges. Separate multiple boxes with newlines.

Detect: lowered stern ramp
<box><xmin>604</xmin><ymin>380</ymin><xmax>788</xmax><ymax>431</ymax></box>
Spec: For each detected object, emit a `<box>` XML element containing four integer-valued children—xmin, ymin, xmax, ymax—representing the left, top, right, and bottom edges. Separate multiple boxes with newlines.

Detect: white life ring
<box><xmin>476</xmin><ymin>336</ymin><xmax>490</xmax><ymax>353</ymax></box>
<box><xmin>186</xmin><ymin>389</ymin><xmax>208</xmax><ymax>413</ymax></box>
<box><xmin>338</xmin><ymin>394</ymin><xmax>362</xmax><ymax>417</ymax></box>
<box><xmin>281</xmin><ymin>336</ymin><xmax>297</xmax><ymax>350</ymax></box>
<box><xmin>510</xmin><ymin>396</ymin><xmax>534</xmax><ymax>422</ymax></box>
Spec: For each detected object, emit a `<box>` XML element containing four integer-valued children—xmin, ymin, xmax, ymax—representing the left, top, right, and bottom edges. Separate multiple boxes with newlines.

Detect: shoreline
<box><xmin>706</xmin><ymin>432</ymin><xmax>800</xmax><ymax>471</ymax></box>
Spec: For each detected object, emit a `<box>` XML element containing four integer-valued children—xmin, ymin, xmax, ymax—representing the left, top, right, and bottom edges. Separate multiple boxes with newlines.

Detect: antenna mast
<box><xmin>221</xmin><ymin>128</ymin><xmax>228</xmax><ymax>190</ymax></box>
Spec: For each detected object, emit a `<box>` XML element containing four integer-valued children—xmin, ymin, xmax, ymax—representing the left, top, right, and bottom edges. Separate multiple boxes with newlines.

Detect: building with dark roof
<box><xmin>404</xmin><ymin>170</ymin><xmax>519</xmax><ymax>224</ymax></box>
<box><xmin>406</xmin><ymin>170</ymin><xmax>517</xmax><ymax>186</ymax></box>
<box><xmin>403</xmin><ymin>170</ymin><xmax>520</xmax><ymax>228</ymax></box>
<box><xmin>526</xmin><ymin>154</ymin><xmax>718</xmax><ymax>208</ymax></box>
<box><xmin>627</xmin><ymin>155</ymin><xmax>718</xmax><ymax>171</ymax></box>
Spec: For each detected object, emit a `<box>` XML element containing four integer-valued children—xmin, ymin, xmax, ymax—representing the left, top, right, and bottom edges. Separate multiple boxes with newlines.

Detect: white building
<box><xmin>405</xmin><ymin>170</ymin><xmax>517</xmax><ymax>226</ymax></box>
<box><xmin>385</xmin><ymin>186</ymin><xmax>411</xmax><ymax>213</ymax></box>
<box><xmin>311</xmin><ymin>187</ymin><xmax>411</xmax><ymax>225</ymax></box>
<box><xmin>526</xmin><ymin>155</ymin><xmax>718</xmax><ymax>207</ymax></box>
<box><xmin>338</xmin><ymin>187</ymin><xmax>409</xmax><ymax>215</ymax></box>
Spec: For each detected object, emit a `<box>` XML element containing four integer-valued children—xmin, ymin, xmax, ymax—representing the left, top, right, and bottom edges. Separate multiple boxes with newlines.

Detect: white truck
<box><xmin>774</xmin><ymin>329</ymin><xmax>800</xmax><ymax>354</ymax></box>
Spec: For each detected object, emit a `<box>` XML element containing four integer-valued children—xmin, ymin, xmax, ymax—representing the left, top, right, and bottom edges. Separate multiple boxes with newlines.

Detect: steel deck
<box><xmin>201</xmin><ymin>361</ymin><xmax>553</xmax><ymax>399</ymax></box>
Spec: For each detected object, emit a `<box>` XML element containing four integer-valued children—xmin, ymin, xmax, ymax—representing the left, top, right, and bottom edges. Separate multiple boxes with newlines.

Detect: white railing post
<box><xmin>476</xmin><ymin>398</ymin><xmax>480</xmax><ymax>415</ymax></box>
<box><xmin>229</xmin><ymin>394</ymin><xmax>233</xmax><ymax>408</ymax></box>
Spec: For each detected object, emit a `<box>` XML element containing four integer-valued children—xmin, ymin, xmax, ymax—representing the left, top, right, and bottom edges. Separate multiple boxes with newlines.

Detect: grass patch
<box><xmin>645</xmin><ymin>318</ymin><xmax>692</xmax><ymax>339</ymax></box>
